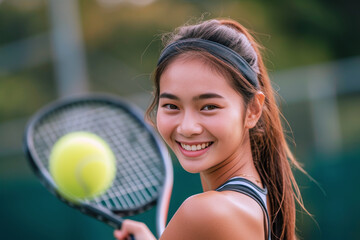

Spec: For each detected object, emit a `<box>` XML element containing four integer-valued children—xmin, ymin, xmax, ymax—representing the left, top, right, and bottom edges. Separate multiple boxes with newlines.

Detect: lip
<box><xmin>176</xmin><ymin>141</ymin><xmax>213</xmax><ymax>158</ymax></box>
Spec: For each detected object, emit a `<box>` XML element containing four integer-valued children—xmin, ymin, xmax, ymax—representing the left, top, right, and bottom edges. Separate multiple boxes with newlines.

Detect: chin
<box><xmin>177</xmin><ymin>159</ymin><xmax>205</xmax><ymax>174</ymax></box>
<box><xmin>182</xmin><ymin>167</ymin><xmax>200</xmax><ymax>174</ymax></box>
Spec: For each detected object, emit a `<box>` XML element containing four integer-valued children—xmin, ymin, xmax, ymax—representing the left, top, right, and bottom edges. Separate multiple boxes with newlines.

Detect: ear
<box><xmin>245</xmin><ymin>91</ymin><xmax>265</xmax><ymax>129</ymax></box>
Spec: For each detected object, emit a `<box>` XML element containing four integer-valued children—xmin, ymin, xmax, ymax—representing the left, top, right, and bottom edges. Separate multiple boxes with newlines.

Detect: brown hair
<box><xmin>147</xmin><ymin>18</ymin><xmax>307</xmax><ymax>240</ymax></box>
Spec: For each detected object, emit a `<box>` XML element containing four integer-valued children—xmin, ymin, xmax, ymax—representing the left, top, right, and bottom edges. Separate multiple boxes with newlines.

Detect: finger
<box><xmin>122</xmin><ymin>219</ymin><xmax>147</xmax><ymax>233</ymax></box>
<box><xmin>121</xmin><ymin>220</ymin><xmax>156</xmax><ymax>240</ymax></box>
<box><xmin>114</xmin><ymin>229</ymin><xmax>128</xmax><ymax>240</ymax></box>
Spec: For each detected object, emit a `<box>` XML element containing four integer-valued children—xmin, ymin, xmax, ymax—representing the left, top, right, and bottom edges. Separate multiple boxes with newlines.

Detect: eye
<box><xmin>202</xmin><ymin>105</ymin><xmax>219</xmax><ymax>111</ymax></box>
<box><xmin>163</xmin><ymin>104</ymin><xmax>179</xmax><ymax>110</ymax></box>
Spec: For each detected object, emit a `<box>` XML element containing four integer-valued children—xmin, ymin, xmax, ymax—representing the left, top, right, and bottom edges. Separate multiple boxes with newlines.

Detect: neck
<box><xmin>200</xmin><ymin>138</ymin><xmax>261</xmax><ymax>191</ymax></box>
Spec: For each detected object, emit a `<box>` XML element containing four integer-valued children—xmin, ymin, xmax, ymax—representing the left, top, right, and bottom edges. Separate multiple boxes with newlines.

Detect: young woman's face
<box><xmin>156</xmin><ymin>57</ymin><xmax>249</xmax><ymax>174</ymax></box>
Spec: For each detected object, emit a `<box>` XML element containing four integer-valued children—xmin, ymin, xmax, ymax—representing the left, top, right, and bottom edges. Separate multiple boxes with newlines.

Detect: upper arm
<box><xmin>160</xmin><ymin>192</ymin><xmax>264</xmax><ymax>240</ymax></box>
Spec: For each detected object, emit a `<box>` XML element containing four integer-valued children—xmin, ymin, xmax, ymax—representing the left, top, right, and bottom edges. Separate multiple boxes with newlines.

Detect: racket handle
<box><xmin>130</xmin><ymin>235</ymin><xmax>135</xmax><ymax>240</ymax></box>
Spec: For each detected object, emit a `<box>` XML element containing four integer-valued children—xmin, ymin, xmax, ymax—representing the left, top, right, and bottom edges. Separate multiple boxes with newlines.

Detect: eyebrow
<box><xmin>159</xmin><ymin>93</ymin><xmax>179</xmax><ymax>100</ymax></box>
<box><xmin>194</xmin><ymin>93</ymin><xmax>224</xmax><ymax>101</ymax></box>
<box><xmin>159</xmin><ymin>92</ymin><xmax>223</xmax><ymax>101</ymax></box>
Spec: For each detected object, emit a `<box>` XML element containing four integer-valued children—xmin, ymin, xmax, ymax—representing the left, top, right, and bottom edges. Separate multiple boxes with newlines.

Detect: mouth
<box><xmin>177</xmin><ymin>141</ymin><xmax>214</xmax><ymax>151</ymax></box>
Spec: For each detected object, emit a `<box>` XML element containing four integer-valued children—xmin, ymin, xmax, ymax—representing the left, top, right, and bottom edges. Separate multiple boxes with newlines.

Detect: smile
<box><xmin>179</xmin><ymin>142</ymin><xmax>213</xmax><ymax>151</ymax></box>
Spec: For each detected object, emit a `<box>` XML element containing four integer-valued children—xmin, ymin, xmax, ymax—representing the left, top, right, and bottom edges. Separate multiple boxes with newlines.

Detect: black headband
<box><xmin>157</xmin><ymin>38</ymin><xmax>259</xmax><ymax>88</ymax></box>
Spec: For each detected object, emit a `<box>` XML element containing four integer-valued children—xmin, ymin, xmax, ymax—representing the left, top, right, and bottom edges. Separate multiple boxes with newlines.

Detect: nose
<box><xmin>176</xmin><ymin>111</ymin><xmax>203</xmax><ymax>137</ymax></box>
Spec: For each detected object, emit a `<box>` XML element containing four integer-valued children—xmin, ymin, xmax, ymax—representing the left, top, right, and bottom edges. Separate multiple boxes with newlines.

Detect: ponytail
<box><xmin>219</xmin><ymin>19</ymin><xmax>307</xmax><ymax>240</ymax></box>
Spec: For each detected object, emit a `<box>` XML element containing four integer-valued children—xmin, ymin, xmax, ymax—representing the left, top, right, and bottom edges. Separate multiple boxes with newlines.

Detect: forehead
<box><xmin>159</xmin><ymin>57</ymin><xmax>241</xmax><ymax>98</ymax></box>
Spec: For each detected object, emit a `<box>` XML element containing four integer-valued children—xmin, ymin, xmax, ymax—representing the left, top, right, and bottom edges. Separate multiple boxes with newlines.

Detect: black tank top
<box><xmin>216</xmin><ymin>177</ymin><xmax>271</xmax><ymax>240</ymax></box>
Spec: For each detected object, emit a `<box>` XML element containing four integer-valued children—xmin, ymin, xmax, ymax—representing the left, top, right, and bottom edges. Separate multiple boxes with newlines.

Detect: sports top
<box><xmin>216</xmin><ymin>177</ymin><xmax>271</xmax><ymax>240</ymax></box>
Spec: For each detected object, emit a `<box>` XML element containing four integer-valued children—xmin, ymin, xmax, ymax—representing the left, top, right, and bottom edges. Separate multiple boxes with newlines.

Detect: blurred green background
<box><xmin>0</xmin><ymin>0</ymin><xmax>359</xmax><ymax>239</ymax></box>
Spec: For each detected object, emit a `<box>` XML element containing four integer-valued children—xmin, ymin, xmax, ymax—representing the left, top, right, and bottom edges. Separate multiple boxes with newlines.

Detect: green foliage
<box><xmin>0</xmin><ymin>0</ymin><xmax>359</xmax><ymax>122</ymax></box>
<box><xmin>0</xmin><ymin>1</ymin><xmax>48</xmax><ymax>45</ymax></box>
<box><xmin>0</xmin><ymin>66</ymin><xmax>56</xmax><ymax>120</ymax></box>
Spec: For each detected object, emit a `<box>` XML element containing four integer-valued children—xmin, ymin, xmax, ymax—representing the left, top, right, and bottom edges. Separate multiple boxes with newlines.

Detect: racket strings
<box><xmin>100</xmin><ymin>109</ymin><xmax>164</xmax><ymax>209</ymax></box>
<box><xmin>31</xmin><ymin>101</ymin><xmax>166</xmax><ymax>212</ymax></box>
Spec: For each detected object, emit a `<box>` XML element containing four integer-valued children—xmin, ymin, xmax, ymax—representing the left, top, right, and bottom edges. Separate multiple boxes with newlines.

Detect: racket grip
<box><xmin>130</xmin><ymin>235</ymin><xmax>135</xmax><ymax>240</ymax></box>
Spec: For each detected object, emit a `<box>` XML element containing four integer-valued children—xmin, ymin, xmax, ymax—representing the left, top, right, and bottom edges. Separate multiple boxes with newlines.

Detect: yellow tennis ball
<box><xmin>49</xmin><ymin>132</ymin><xmax>116</xmax><ymax>201</ymax></box>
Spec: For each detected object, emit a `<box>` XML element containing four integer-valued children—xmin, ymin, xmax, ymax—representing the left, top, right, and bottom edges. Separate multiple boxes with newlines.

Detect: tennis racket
<box><xmin>24</xmin><ymin>94</ymin><xmax>173</xmax><ymax>238</ymax></box>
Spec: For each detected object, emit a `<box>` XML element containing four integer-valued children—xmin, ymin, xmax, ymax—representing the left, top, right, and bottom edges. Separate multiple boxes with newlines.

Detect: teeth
<box><xmin>181</xmin><ymin>142</ymin><xmax>211</xmax><ymax>151</ymax></box>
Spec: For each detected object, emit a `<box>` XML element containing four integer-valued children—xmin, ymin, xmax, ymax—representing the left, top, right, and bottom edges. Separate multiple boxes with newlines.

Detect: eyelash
<box><xmin>161</xmin><ymin>104</ymin><xmax>220</xmax><ymax>111</ymax></box>
<box><xmin>202</xmin><ymin>105</ymin><xmax>219</xmax><ymax>111</ymax></box>
<box><xmin>162</xmin><ymin>104</ymin><xmax>179</xmax><ymax>110</ymax></box>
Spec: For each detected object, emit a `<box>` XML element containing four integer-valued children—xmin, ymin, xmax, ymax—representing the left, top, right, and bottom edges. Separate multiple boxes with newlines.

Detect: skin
<box><xmin>114</xmin><ymin>57</ymin><xmax>265</xmax><ymax>240</ymax></box>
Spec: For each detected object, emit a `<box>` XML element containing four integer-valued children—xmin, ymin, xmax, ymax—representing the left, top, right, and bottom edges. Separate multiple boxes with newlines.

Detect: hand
<box><xmin>114</xmin><ymin>219</ymin><xmax>157</xmax><ymax>240</ymax></box>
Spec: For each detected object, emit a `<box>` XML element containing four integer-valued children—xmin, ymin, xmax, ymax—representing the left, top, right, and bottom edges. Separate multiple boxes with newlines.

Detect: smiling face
<box><xmin>156</xmin><ymin>56</ymin><xmax>252</xmax><ymax>174</ymax></box>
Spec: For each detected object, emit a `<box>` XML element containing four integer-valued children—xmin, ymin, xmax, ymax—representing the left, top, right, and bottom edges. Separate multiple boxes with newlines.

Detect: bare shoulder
<box><xmin>160</xmin><ymin>191</ymin><xmax>265</xmax><ymax>240</ymax></box>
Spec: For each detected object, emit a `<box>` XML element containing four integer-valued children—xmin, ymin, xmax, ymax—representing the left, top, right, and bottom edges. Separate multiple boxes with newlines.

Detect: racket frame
<box><xmin>24</xmin><ymin>94</ymin><xmax>173</xmax><ymax>237</ymax></box>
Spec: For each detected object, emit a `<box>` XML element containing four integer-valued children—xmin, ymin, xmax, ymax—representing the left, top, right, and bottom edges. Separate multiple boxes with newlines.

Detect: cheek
<box><xmin>209</xmin><ymin>111</ymin><xmax>244</xmax><ymax>140</ymax></box>
<box><xmin>156</xmin><ymin>112</ymin><xmax>173</xmax><ymax>143</ymax></box>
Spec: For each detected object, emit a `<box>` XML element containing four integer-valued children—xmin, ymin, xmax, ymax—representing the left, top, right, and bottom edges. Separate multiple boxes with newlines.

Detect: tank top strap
<box><xmin>216</xmin><ymin>177</ymin><xmax>271</xmax><ymax>240</ymax></box>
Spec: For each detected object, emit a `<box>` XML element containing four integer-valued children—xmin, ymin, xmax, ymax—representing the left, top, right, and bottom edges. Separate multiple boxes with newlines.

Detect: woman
<box><xmin>114</xmin><ymin>18</ymin><xmax>306</xmax><ymax>240</ymax></box>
